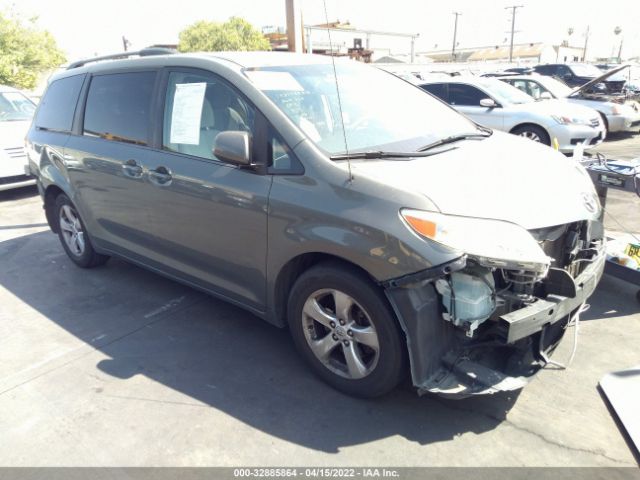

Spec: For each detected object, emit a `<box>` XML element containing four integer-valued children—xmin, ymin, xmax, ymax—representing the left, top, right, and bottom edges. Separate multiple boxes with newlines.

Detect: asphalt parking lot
<box><xmin>1</xmin><ymin>134</ymin><xmax>639</xmax><ymax>467</ymax></box>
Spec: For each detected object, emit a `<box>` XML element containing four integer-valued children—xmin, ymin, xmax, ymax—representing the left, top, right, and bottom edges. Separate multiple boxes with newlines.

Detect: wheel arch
<box><xmin>270</xmin><ymin>252</ymin><xmax>385</xmax><ymax>328</ymax></box>
<box><xmin>43</xmin><ymin>184</ymin><xmax>67</xmax><ymax>233</ymax></box>
<box><xmin>509</xmin><ymin>122</ymin><xmax>551</xmax><ymax>144</ymax></box>
<box><xmin>597</xmin><ymin>111</ymin><xmax>609</xmax><ymax>132</ymax></box>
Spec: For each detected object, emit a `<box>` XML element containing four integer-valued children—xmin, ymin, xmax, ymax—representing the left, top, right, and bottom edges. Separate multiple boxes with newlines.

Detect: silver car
<box><xmin>0</xmin><ymin>85</ymin><xmax>37</xmax><ymax>191</ymax></box>
<box><xmin>419</xmin><ymin>76</ymin><xmax>606</xmax><ymax>153</ymax></box>
<box><xmin>498</xmin><ymin>72</ymin><xmax>640</xmax><ymax>134</ymax></box>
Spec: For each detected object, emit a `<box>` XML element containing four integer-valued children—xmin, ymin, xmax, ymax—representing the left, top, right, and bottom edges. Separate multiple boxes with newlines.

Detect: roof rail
<box><xmin>67</xmin><ymin>47</ymin><xmax>176</xmax><ymax>70</ymax></box>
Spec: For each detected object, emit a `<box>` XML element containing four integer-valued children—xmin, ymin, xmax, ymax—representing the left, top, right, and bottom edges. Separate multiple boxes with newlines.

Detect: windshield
<box><xmin>0</xmin><ymin>91</ymin><xmax>36</xmax><ymax>122</ymax></box>
<box><xmin>569</xmin><ymin>64</ymin><xmax>602</xmax><ymax>77</ymax></box>
<box><xmin>245</xmin><ymin>62</ymin><xmax>479</xmax><ymax>155</ymax></box>
<box><xmin>477</xmin><ymin>78</ymin><xmax>535</xmax><ymax>105</ymax></box>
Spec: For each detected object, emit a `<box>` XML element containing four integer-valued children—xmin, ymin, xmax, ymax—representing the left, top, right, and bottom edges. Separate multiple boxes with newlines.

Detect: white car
<box><xmin>419</xmin><ymin>76</ymin><xmax>606</xmax><ymax>153</ymax></box>
<box><xmin>498</xmin><ymin>68</ymin><xmax>640</xmax><ymax>134</ymax></box>
<box><xmin>0</xmin><ymin>85</ymin><xmax>37</xmax><ymax>191</ymax></box>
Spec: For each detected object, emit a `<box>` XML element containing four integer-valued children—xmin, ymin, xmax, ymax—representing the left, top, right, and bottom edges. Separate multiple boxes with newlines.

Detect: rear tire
<box><xmin>287</xmin><ymin>262</ymin><xmax>406</xmax><ymax>398</ymax></box>
<box><xmin>511</xmin><ymin>124</ymin><xmax>550</xmax><ymax>146</ymax></box>
<box><xmin>55</xmin><ymin>194</ymin><xmax>109</xmax><ymax>268</ymax></box>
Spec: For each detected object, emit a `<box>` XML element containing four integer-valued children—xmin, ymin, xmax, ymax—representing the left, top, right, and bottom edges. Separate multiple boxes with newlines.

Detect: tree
<box><xmin>178</xmin><ymin>17</ymin><xmax>270</xmax><ymax>53</ymax></box>
<box><xmin>0</xmin><ymin>10</ymin><xmax>66</xmax><ymax>90</ymax></box>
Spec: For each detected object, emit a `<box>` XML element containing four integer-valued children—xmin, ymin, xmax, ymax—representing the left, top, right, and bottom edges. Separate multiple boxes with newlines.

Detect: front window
<box><xmin>245</xmin><ymin>62</ymin><xmax>478</xmax><ymax>155</ymax></box>
<box><xmin>162</xmin><ymin>71</ymin><xmax>254</xmax><ymax>161</ymax></box>
<box><xmin>0</xmin><ymin>91</ymin><xmax>36</xmax><ymax>122</ymax></box>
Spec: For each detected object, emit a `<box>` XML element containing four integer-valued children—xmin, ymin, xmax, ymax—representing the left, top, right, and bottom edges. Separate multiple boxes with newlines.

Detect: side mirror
<box><xmin>539</xmin><ymin>91</ymin><xmax>553</xmax><ymax>100</ymax></box>
<box><xmin>214</xmin><ymin>131</ymin><xmax>252</xmax><ymax>166</ymax></box>
<box><xmin>480</xmin><ymin>98</ymin><xmax>498</xmax><ymax>108</ymax></box>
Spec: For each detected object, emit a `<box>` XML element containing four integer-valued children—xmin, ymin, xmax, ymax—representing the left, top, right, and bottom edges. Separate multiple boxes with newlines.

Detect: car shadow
<box><xmin>604</xmin><ymin>131</ymin><xmax>639</xmax><ymax>143</ymax></box>
<box><xmin>580</xmin><ymin>273</ymin><xmax>640</xmax><ymax>321</ymax></box>
<box><xmin>0</xmin><ymin>184</ymin><xmax>38</xmax><ymax>202</ymax></box>
<box><xmin>1</xmin><ymin>230</ymin><xmax>523</xmax><ymax>452</ymax></box>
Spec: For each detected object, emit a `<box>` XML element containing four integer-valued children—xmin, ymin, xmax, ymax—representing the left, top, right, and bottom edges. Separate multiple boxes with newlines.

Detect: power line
<box><xmin>505</xmin><ymin>5</ymin><xmax>523</xmax><ymax>63</ymax></box>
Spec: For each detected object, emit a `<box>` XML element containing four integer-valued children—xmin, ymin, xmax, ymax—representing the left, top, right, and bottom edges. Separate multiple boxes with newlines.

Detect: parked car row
<box><xmin>24</xmin><ymin>50</ymin><xmax>606</xmax><ymax>399</ymax></box>
<box><xmin>497</xmin><ymin>72</ymin><xmax>640</xmax><ymax>134</ymax></box>
<box><xmin>0</xmin><ymin>85</ymin><xmax>37</xmax><ymax>191</ymax></box>
<box><xmin>381</xmin><ymin>63</ymin><xmax>639</xmax><ymax>151</ymax></box>
<box><xmin>417</xmin><ymin>76</ymin><xmax>606</xmax><ymax>153</ymax></box>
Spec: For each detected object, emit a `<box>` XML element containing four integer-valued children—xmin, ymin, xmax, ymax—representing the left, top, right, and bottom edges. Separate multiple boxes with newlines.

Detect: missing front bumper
<box><xmin>385</xmin><ymin>249</ymin><xmax>606</xmax><ymax>398</ymax></box>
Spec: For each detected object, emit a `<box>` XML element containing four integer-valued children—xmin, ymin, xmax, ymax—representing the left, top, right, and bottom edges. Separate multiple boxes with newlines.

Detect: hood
<box><xmin>0</xmin><ymin>120</ymin><xmax>30</xmax><ymax>150</ymax></box>
<box><xmin>569</xmin><ymin>64</ymin><xmax>630</xmax><ymax>97</ymax></box>
<box><xmin>347</xmin><ymin>131</ymin><xmax>599</xmax><ymax>230</ymax></box>
<box><xmin>508</xmin><ymin>98</ymin><xmax>598</xmax><ymax>120</ymax></box>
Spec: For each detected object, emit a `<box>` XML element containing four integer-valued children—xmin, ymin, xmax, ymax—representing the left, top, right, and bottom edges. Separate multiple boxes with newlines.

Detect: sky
<box><xmin>3</xmin><ymin>0</ymin><xmax>640</xmax><ymax>62</ymax></box>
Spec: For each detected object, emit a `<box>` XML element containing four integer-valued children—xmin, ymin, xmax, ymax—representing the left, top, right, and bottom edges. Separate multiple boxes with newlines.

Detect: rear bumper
<box><xmin>385</xmin><ymin>246</ymin><xmax>606</xmax><ymax>398</ymax></box>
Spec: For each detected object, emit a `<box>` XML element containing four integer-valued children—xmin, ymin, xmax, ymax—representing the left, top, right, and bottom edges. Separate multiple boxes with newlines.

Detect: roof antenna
<box><xmin>322</xmin><ymin>0</ymin><xmax>353</xmax><ymax>183</ymax></box>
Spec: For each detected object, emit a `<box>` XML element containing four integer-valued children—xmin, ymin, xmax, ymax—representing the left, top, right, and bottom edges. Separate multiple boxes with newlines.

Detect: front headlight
<box><xmin>551</xmin><ymin>115</ymin><xmax>591</xmax><ymax>126</ymax></box>
<box><xmin>401</xmin><ymin>209</ymin><xmax>550</xmax><ymax>273</ymax></box>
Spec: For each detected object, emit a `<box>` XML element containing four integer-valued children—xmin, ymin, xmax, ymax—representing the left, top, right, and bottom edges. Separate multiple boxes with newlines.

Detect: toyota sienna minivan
<box><xmin>26</xmin><ymin>50</ymin><xmax>606</xmax><ymax>398</ymax></box>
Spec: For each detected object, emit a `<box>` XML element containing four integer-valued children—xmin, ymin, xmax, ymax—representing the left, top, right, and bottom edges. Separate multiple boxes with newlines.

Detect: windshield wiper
<box><xmin>417</xmin><ymin>132</ymin><xmax>491</xmax><ymax>152</ymax></box>
<box><xmin>329</xmin><ymin>148</ymin><xmax>456</xmax><ymax>161</ymax></box>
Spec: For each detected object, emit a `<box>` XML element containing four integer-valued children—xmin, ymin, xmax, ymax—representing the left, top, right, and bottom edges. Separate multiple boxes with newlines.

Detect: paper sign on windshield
<box><xmin>170</xmin><ymin>83</ymin><xmax>206</xmax><ymax>145</ymax></box>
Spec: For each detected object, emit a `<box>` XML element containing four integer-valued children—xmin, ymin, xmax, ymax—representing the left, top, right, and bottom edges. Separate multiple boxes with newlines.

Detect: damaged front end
<box><xmin>384</xmin><ymin>219</ymin><xmax>606</xmax><ymax>398</ymax></box>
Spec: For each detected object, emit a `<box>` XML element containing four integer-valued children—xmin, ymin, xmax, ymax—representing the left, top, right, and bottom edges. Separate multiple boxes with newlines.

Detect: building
<box><xmin>421</xmin><ymin>43</ymin><xmax>586</xmax><ymax>64</ymax></box>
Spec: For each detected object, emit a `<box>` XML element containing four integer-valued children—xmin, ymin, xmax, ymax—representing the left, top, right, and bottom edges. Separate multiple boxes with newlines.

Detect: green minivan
<box><xmin>27</xmin><ymin>50</ymin><xmax>606</xmax><ymax>398</ymax></box>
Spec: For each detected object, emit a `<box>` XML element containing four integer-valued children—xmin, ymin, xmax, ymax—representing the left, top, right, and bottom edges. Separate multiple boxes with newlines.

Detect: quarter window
<box><xmin>83</xmin><ymin>72</ymin><xmax>156</xmax><ymax>146</ymax></box>
<box><xmin>163</xmin><ymin>71</ymin><xmax>254</xmax><ymax>161</ymax></box>
<box><xmin>35</xmin><ymin>74</ymin><xmax>85</xmax><ymax>132</ymax></box>
<box><xmin>270</xmin><ymin>136</ymin><xmax>293</xmax><ymax>171</ymax></box>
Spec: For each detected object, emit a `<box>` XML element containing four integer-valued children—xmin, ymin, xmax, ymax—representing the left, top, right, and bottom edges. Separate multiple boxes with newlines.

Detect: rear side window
<box><xmin>83</xmin><ymin>72</ymin><xmax>156</xmax><ymax>146</ymax></box>
<box><xmin>421</xmin><ymin>83</ymin><xmax>447</xmax><ymax>102</ymax></box>
<box><xmin>35</xmin><ymin>74</ymin><xmax>85</xmax><ymax>132</ymax></box>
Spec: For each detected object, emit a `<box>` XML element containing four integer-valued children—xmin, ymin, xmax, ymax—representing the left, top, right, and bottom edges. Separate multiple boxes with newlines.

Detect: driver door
<box><xmin>448</xmin><ymin>83</ymin><xmax>504</xmax><ymax>130</ymax></box>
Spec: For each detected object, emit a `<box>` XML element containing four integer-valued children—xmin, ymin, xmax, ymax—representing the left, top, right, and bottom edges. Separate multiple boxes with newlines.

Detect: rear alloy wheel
<box><xmin>288</xmin><ymin>263</ymin><xmax>406</xmax><ymax>398</ymax></box>
<box><xmin>512</xmin><ymin>125</ymin><xmax>550</xmax><ymax>145</ymax></box>
<box><xmin>55</xmin><ymin>194</ymin><xmax>109</xmax><ymax>268</ymax></box>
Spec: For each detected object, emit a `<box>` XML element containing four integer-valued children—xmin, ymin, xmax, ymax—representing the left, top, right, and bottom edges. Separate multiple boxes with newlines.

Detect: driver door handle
<box><xmin>122</xmin><ymin>159</ymin><xmax>143</xmax><ymax>178</ymax></box>
<box><xmin>148</xmin><ymin>166</ymin><xmax>173</xmax><ymax>186</ymax></box>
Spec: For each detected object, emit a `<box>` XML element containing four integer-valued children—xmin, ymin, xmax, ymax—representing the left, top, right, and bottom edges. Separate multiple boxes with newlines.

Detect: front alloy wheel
<box><xmin>288</xmin><ymin>262</ymin><xmax>406</xmax><ymax>398</ymax></box>
<box><xmin>302</xmin><ymin>289</ymin><xmax>380</xmax><ymax>380</ymax></box>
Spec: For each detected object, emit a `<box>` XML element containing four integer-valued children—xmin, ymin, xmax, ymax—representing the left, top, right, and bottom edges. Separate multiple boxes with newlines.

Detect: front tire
<box><xmin>55</xmin><ymin>194</ymin><xmax>109</xmax><ymax>268</ymax></box>
<box><xmin>511</xmin><ymin>124</ymin><xmax>550</xmax><ymax>146</ymax></box>
<box><xmin>287</xmin><ymin>262</ymin><xmax>406</xmax><ymax>398</ymax></box>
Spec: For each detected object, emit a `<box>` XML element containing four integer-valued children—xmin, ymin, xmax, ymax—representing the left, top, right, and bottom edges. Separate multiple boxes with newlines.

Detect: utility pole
<box><xmin>451</xmin><ymin>12</ymin><xmax>461</xmax><ymax>62</ymax></box>
<box><xmin>614</xmin><ymin>26</ymin><xmax>623</xmax><ymax>62</ymax></box>
<box><xmin>583</xmin><ymin>25</ymin><xmax>590</xmax><ymax>61</ymax></box>
<box><xmin>122</xmin><ymin>36</ymin><xmax>131</xmax><ymax>52</ymax></box>
<box><xmin>285</xmin><ymin>0</ymin><xmax>303</xmax><ymax>53</ymax></box>
<box><xmin>505</xmin><ymin>5</ymin><xmax>523</xmax><ymax>63</ymax></box>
